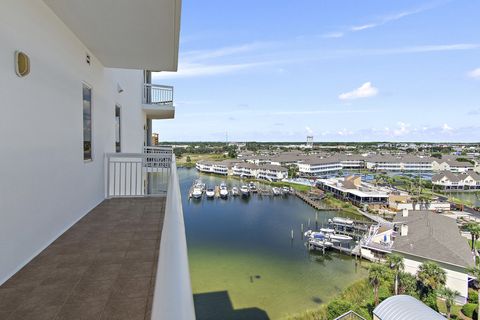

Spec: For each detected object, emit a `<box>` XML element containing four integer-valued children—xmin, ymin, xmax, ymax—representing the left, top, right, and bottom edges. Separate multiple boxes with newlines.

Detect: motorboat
<box><xmin>192</xmin><ymin>187</ymin><xmax>203</xmax><ymax>199</ymax></box>
<box><xmin>303</xmin><ymin>230</ymin><xmax>325</xmax><ymax>239</ymax></box>
<box><xmin>282</xmin><ymin>186</ymin><xmax>290</xmax><ymax>194</ymax></box>
<box><xmin>331</xmin><ymin>217</ymin><xmax>354</xmax><ymax>225</ymax></box>
<box><xmin>328</xmin><ymin>234</ymin><xmax>353</xmax><ymax>242</ymax></box>
<box><xmin>240</xmin><ymin>185</ymin><xmax>250</xmax><ymax>197</ymax></box>
<box><xmin>248</xmin><ymin>182</ymin><xmax>257</xmax><ymax>193</ymax></box>
<box><xmin>272</xmin><ymin>187</ymin><xmax>281</xmax><ymax>196</ymax></box>
<box><xmin>205</xmin><ymin>187</ymin><xmax>215</xmax><ymax>198</ymax></box>
<box><xmin>219</xmin><ymin>183</ymin><xmax>229</xmax><ymax>198</ymax></box>
<box><xmin>231</xmin><ymin>187</ymin><xmax>239</xmax><ymax>196</ymax></box>
<box><xmin>320</xmin><ymin>226</ymin><xmax>353</xmax><ymax>242</ymax></box>
<box><xmin>308</xmin><ymin>238</ymin><xmax>333</xmax><ymax>248</ymax></box>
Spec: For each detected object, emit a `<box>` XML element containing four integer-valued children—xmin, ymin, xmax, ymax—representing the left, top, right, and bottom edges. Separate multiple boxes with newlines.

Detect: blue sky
<box><xmin>153</xmin><ymin>0</ymin><xmax>480</xmax><ymax>142</ymax></box>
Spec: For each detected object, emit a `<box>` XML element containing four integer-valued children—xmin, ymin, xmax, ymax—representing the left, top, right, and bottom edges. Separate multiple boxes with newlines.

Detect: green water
<box><xmin>448</xmin><ymin>192</ymin><xmax>480</xmax><ymax>207</ymax></box>
<box><xmin>180</xmin><ymin>168</ymin><xmax>368</xmax><ymax>319</ymax></box>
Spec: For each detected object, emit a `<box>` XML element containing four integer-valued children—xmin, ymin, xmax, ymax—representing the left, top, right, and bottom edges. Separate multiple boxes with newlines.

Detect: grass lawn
<box><xmin>323</xmin><ymin>195</ymin><xmax>362</xmax><ymax>216</ymax></box>
<box><xmin>176</xmin><ymin>153</ymin><xmax>227</xmax><ymax>167</ymax></box>
<box><xmin>437</xmin><ymin>299</ymin><xmax>464</xmax><ymax>319</ymax></box>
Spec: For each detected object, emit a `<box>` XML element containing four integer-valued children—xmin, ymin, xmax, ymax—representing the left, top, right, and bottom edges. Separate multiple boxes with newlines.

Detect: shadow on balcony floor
<box><xmin>194</xmin><ymin>291</ymin><xmax>269</xmax><ymax>320</ymax></box>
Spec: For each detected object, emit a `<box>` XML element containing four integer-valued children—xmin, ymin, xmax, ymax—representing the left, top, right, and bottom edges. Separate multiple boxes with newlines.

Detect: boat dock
<box><xmin>307</xmin><ymin>238</ymin><xmax>361</xmax><ymax>256</ymax></box>
<box><xmin>295</xmin><ymin>191</ymin><xmax>340</xmax><ymax>211</ymax></box>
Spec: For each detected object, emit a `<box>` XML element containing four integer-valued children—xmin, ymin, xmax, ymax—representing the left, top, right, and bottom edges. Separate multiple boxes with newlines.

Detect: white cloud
<box><xmin>393</xmin><ymin>122</ymin><xmax>411</xmax><ymax>136</ymax></box>
<box><xmin>153</xmin><ymin>61</ymin><xmax>268</xmax><ymax>79</ymax></box>
<box><xmin>442</xmin><ymin>123</ymin><xmax>453</xmax><ymax>132</ymax></box>
<box><xmin>337</xmin><ymin>129</ymin><xmax>353</xmax><ymax>136</ymax></box>
<box><xmin>351</xmin><ymin>24</ymin><xmax>377</xmax><ymax>31</ymax></box>
<box><xmin>468</xmin><ymin>68</ymin><xmax>480</xmax><ymax>79</ymax></box>
<box><xmin>182</xmin><ymin>42</ymin><xmax>272</xmax><ymax>62</ymax></box>
<box><xmin>322</xmin><ymin>32</ymin><xmax>344</xmax><ymax>38</ymax></box>
<box><xmin>339</xmin><ymin>82</ymin><xmax>379</xmax><ymax>100</ymax></box>
<box><xmin>305</xmin><ymin>126</ymin><xmax>314</xmax><ymax>135</ymax></box>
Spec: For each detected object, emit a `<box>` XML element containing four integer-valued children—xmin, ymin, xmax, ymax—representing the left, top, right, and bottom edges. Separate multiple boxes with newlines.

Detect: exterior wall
<box><xmin>0</xmin><ymin>0</ymin><xmax>144</xmax><ymax>284</ymax></box>
<box><xmin>389</xmin><ymin>202</ymin><xmax>451</xmax><ymax>211</ymax></box>
<box><xmin>400</xmin><ymin>255</ymin><xmax>469</xmax><ymax>303</ymax></box>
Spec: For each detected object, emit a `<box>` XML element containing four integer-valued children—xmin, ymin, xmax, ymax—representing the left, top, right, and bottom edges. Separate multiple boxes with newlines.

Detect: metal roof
<box><xmin>373</xmin><ymin>295</ymin><xmax>446</xmax><ymax>320</ymax></box>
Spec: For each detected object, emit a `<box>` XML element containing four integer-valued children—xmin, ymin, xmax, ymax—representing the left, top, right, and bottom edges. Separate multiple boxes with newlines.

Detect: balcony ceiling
<box><xmin>43</xmin><ymin>0</ymin><xmax>181</xmax><ymax>71</ymax></box>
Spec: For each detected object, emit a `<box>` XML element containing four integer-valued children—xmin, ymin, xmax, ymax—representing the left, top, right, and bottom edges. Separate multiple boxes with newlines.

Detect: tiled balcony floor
<box><xmin>0</xmin><ymin>197</ymin><xmax>165</xmax><ymax>320</ymax></box>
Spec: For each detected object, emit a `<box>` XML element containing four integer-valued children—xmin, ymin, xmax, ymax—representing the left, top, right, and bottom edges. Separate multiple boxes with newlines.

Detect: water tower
<box><xmin>306</xmin><ymin>136</ymin><xmax>314</xmax><ymax>148</ymax></box>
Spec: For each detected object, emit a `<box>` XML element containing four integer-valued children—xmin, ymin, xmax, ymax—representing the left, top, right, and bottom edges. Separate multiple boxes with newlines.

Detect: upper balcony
<box><xmin>142</xmin><ymin>84</ymin><xmax>175</xmax><ymax>120</ymax></box>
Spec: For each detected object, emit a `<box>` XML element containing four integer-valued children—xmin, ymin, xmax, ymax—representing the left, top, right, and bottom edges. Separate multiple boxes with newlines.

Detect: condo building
<box><xmin>0</xmin><ymin>1</ymin><xmax>194</xmax><ymax>319</ymax></box>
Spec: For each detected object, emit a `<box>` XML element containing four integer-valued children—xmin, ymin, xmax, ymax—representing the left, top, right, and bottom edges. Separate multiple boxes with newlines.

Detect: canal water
<box><xmin>448</xmin><ymin>192</ymin><xmax>480</xmax><ymax>207</ymax></box>
<box><xmin>179</xmin><ymin>168</ymin><xmax>368</xmax><ymax>320</ymax></box>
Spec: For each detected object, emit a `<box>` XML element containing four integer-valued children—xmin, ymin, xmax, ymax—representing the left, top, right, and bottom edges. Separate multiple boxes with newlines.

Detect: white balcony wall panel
<box><xmin>0</xmin><ymin>0</ymin><xmax>143</xmax><ymax>284</ymax></box>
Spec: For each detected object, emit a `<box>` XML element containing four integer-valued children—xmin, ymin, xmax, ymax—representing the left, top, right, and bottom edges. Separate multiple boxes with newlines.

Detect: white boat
<box><xmin>321</xmin><ymin>226</ymin><xmax>353</xmax><ymax>242</ymax></box>
<box><xmin>240</xmin><ymin>185</ymin><xmax>250</xmax><ymax>197</ymax></box>
<box><xmin>331</xmin><ymin>217</ymin><xmax>354</xmax><ymax>225</ymax></box>
<box><xmin>282</xmin><ymin>186</ymin><xmax>290</xmax><ymax>193</ymax></box>
<box><xmin>272</xmin><ymin>187</ymin><xmax>281</xmax><ymax>196</ymax></box>
<box><xmin>328</xmin><ymin>234</ymin><xmax>353</xmax><ymax>242</ymax></box>
<box><xmin>231</xmin><ymin>187</ymin><xmax>239</xmax><ymax>196</ymax></box>
<box><xmin>192</xmin><ymin>187</ymin><xmax>203</xmax><ymax>199</ymax></box>
<box><xmin>205</xmin><ymin>187</ymin><xmax>215</xmax><ymax>198</ymax></box>
<box><xmin>219</xmin><ymin>183</ymin><xmax>228</xmax><ymax>198</ymax></box>
<box><xmin>248</xmin><ymin>182</ymin><xmax>257</xmax><ymax>193</ymax></box>
<box><xmin>303</xmin><ymin>230</ymin><xmax>325</xmax><ymax>240</ymax></box>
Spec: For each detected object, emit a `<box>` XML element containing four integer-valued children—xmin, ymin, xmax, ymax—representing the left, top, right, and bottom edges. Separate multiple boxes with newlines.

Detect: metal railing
<box><xmin>106</xmin><ymin>151</ymin><xmax>172</xmax><ymax>197</ymax></box>
<box><xmin>144</xmin><ymin>145</ymin><xmax>173</xmax><ymax>155</ymax></box>
<box><xmin>143</xmin><ymin>83</ymin><xmax>173</xmax><ymax>105</ymax></box>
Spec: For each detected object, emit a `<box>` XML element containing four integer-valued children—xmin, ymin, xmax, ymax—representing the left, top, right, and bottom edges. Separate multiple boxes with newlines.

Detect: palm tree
<box><xmin>468</xmin><ymin>267</ymin><xmax>480</xmax><ymax>320</ymax></box>
<box><xmin>438</xmin><ymin>286</ymin><xmax>459</xmax><ymax>319</ymax></box>
<box><xmin>386</xmin><ymin>254</ymin><xmax>404</xmax><ymax>295</ymax></box>
<box><xmin>369</xmin><ymin>263</ymin><xmax>389</xmax><ymax>306</ymax></box>
<box><xmin>466</xmin><ymin>222</ymin><xmax>480</xmax><ymax>251</ymax></box>
<box><xmin>417</xmin><ymin>261</ymin><xmax>446</xmax><ymax>298</ymax></box>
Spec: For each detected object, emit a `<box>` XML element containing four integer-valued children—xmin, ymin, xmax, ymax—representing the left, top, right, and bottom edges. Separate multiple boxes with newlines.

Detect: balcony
<box><xmin>142</xmin><ymin>84</ymin><xmax>175</xmax><ymax>120</ymax></box>
<box><xmin>0</xmin><ymin>149</ymin><xmax>195</xmax><ymax>320</ymax></box>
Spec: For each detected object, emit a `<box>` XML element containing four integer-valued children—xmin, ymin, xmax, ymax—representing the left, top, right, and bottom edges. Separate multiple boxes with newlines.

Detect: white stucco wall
<box><xmin>0</xmin><ymin>0</ymin><xmax>145</xmax><ymax>284</ymax></box>
<box><xmin>403</xmin><ymin>257</ymin><xmax>469</xmax><ymax>303</ymax></box>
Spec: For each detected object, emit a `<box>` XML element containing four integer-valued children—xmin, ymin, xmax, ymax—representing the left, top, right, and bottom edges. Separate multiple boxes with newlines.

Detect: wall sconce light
<box><xmin>117</xmin><ymin>84</ymin><xmax>124</xmax><ymax>93</ymax></box>
<box><xmin>15</xmin><ymin>51</ymin><xmax>30</xmax><ymax>77</ymax></box>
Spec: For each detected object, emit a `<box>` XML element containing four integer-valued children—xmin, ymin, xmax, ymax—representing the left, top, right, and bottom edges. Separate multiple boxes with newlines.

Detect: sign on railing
<box><xmin>106</xmin><ymin>152</ymin><xmax>172</xmax><ymax>198</ymax></box>
<box><xmin>143</xmin><ymin>83</ymin><xmax>173</xmax><ymax>105</ymax></box>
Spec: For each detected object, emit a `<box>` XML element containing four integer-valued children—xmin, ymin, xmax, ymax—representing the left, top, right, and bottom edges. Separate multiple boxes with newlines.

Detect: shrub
<box><xmin>461</xmin><ymin>303</ymin><xmax>478</xmax><ymax>318</ymax></box>
<box><xmin>326</xmin><ymin>299</ymin><xmax>353</xmax><ymax>319</ymax></box>
<box><xmin>469</xmin><ymin>288</ymin><xmax>478</xmax><ymax>304</ymax></box>
<box><xmin>422</xmin><ymin>292</ymin><xmax>438</xmax><ymax>311</ymax></box>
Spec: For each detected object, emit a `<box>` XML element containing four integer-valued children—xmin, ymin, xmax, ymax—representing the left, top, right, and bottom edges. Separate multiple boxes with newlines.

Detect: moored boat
<box><xmin>248</xmin><ymin>182</ymin><xmax>257</xmax><ymax>193</ymax></box>
<box><xmin>219</xmin><ymin>182</ymin><xmax>229</xmax><ymax>198</ymax></box>
<box><xmin>205</xmin><ymin>187</ymin><xmax>215</xmax><ymax>198</ymax></box>
<box><xmin>272</xmin><ymin>187</ymin><xmax>281</xmax><ymax>196</ymax></box>
<box><xmin>240</xmin><ymin>185</ymin><xmax>250</xmax><ymax>197</ymax></box>
<box><xmin>231</xmin><ymin>187</ymin><xmax>239</xmax><ymax>196</ymax></box>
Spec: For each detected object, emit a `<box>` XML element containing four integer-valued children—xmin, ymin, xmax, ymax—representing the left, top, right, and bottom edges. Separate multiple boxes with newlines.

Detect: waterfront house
<box><xmin>432</xmin><ymin>171</ymin><xmax>480</xmax><ymax>191</ymax></box>
<box><xmin>365</xmin><ymin>155</ymin><xmax>434</xmax><ymax>172</ymax></box>
<box><xmin>256</xmin><ymin>165</ymin><xmax>288</xmax><ymax>182</ymax></box>
<box><xmin>297</xmin><ymin>157</ymin><xmax>343</xmax><ymax>177</ymax></box>
<box><xmin>391</xmin><ymin>210</ymin><xmax>474</xmax><ymax>303</ymax></box>
<box><xmin>196</xmin><ymin>160</ymin><xmax>231</xmax><ymax>175</ymax></box>
<box><xmin>232</xmin><ymin>162</ymin><xmax>260</xmax><ymax>178</ymax></box>
<box><xmin>432</xmin><ymin>157</ymin><xmax>474</xmax><ymax>173</ymax></box>
<box><xmin>0</xmin><ymin>1</ymin><xmax>194</xmax><ymax>319</ymax></box>
<box><xmin>361</xmin><ymin>210</ymin><xmax>474</xmax><ymax>303</ymax></box>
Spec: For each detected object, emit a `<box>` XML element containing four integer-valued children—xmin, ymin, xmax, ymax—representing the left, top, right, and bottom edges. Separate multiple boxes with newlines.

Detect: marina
<box><xmin>181</xmin><ymin>168</ymin><xmax>369</xmax><ymax>319</ymax></box>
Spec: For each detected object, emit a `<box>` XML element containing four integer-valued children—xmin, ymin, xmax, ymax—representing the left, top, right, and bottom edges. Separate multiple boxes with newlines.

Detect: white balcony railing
<box><xmin>106</xmin><ymin>149</ymin><xmax>173</xmax><ymax>197</ymax></box>
<box><xmin>151</xmin><ymin>156</ymin><xmax>196</xmax><ymax>320</ymax></box>
<box><xmin>105</xmin><ymin>151</ymin><xmax>196</xmax><ymax>320</ymax></box>
<box><xmin>143</xmin><ymin>83</ymin><xmax>173</xmax><ymax>105</ymax></box>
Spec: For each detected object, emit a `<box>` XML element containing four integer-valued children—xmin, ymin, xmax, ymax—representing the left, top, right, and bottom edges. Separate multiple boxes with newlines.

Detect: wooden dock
<box><xmin>295</xmin><ymin>191</ymin><xmax>340</xmax><ymax>211</ymax></box>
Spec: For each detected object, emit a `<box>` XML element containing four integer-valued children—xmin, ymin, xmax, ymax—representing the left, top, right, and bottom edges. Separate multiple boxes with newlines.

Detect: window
<box><xmin>83</xmin><ymin>84</ymin><xmax>92</xmax><ymax>161</ymax></box>
<box><xmin>115</xmin><ymin>105</ymin><xmax>121</xmax><ymax>152</ymax></box>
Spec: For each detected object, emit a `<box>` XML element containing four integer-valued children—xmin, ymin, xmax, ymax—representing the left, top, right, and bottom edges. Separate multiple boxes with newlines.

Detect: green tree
<box><xmin>438</xmin><ymin>286</ymin><xmax>460</xmax><ymax>319</ymax></box>
<box><xmin>398</xmin><ymin>271</ymin><xmax>418</xmax><ymax>297</ymax></box>
<box><xmin>369</xmin><ymin>263</ymin><xmax>389</xmax><ymax>306</ymax></box>
<box><xmin>417</xmin><ymin>261</ymin><xmax>446</xmax><ymax>299</ymax></box>
<box><xmin>468</xmin><ymin>267</ymin><xmax>480</xmax><ymax>320</ymax></box>
<box><xmin>465</xmin><ymin>222</ymin><xmax>480</xmax><ymax>252</ymax></box>
<box><xmin>386</xmin><ymin>254</ymin><xmax>405</xmax><ymax>295</ymax></box>
<box><xmin>186</xmin><ymin>155</ymin><xmax>191</xmax><ymax>163</ymax></box>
